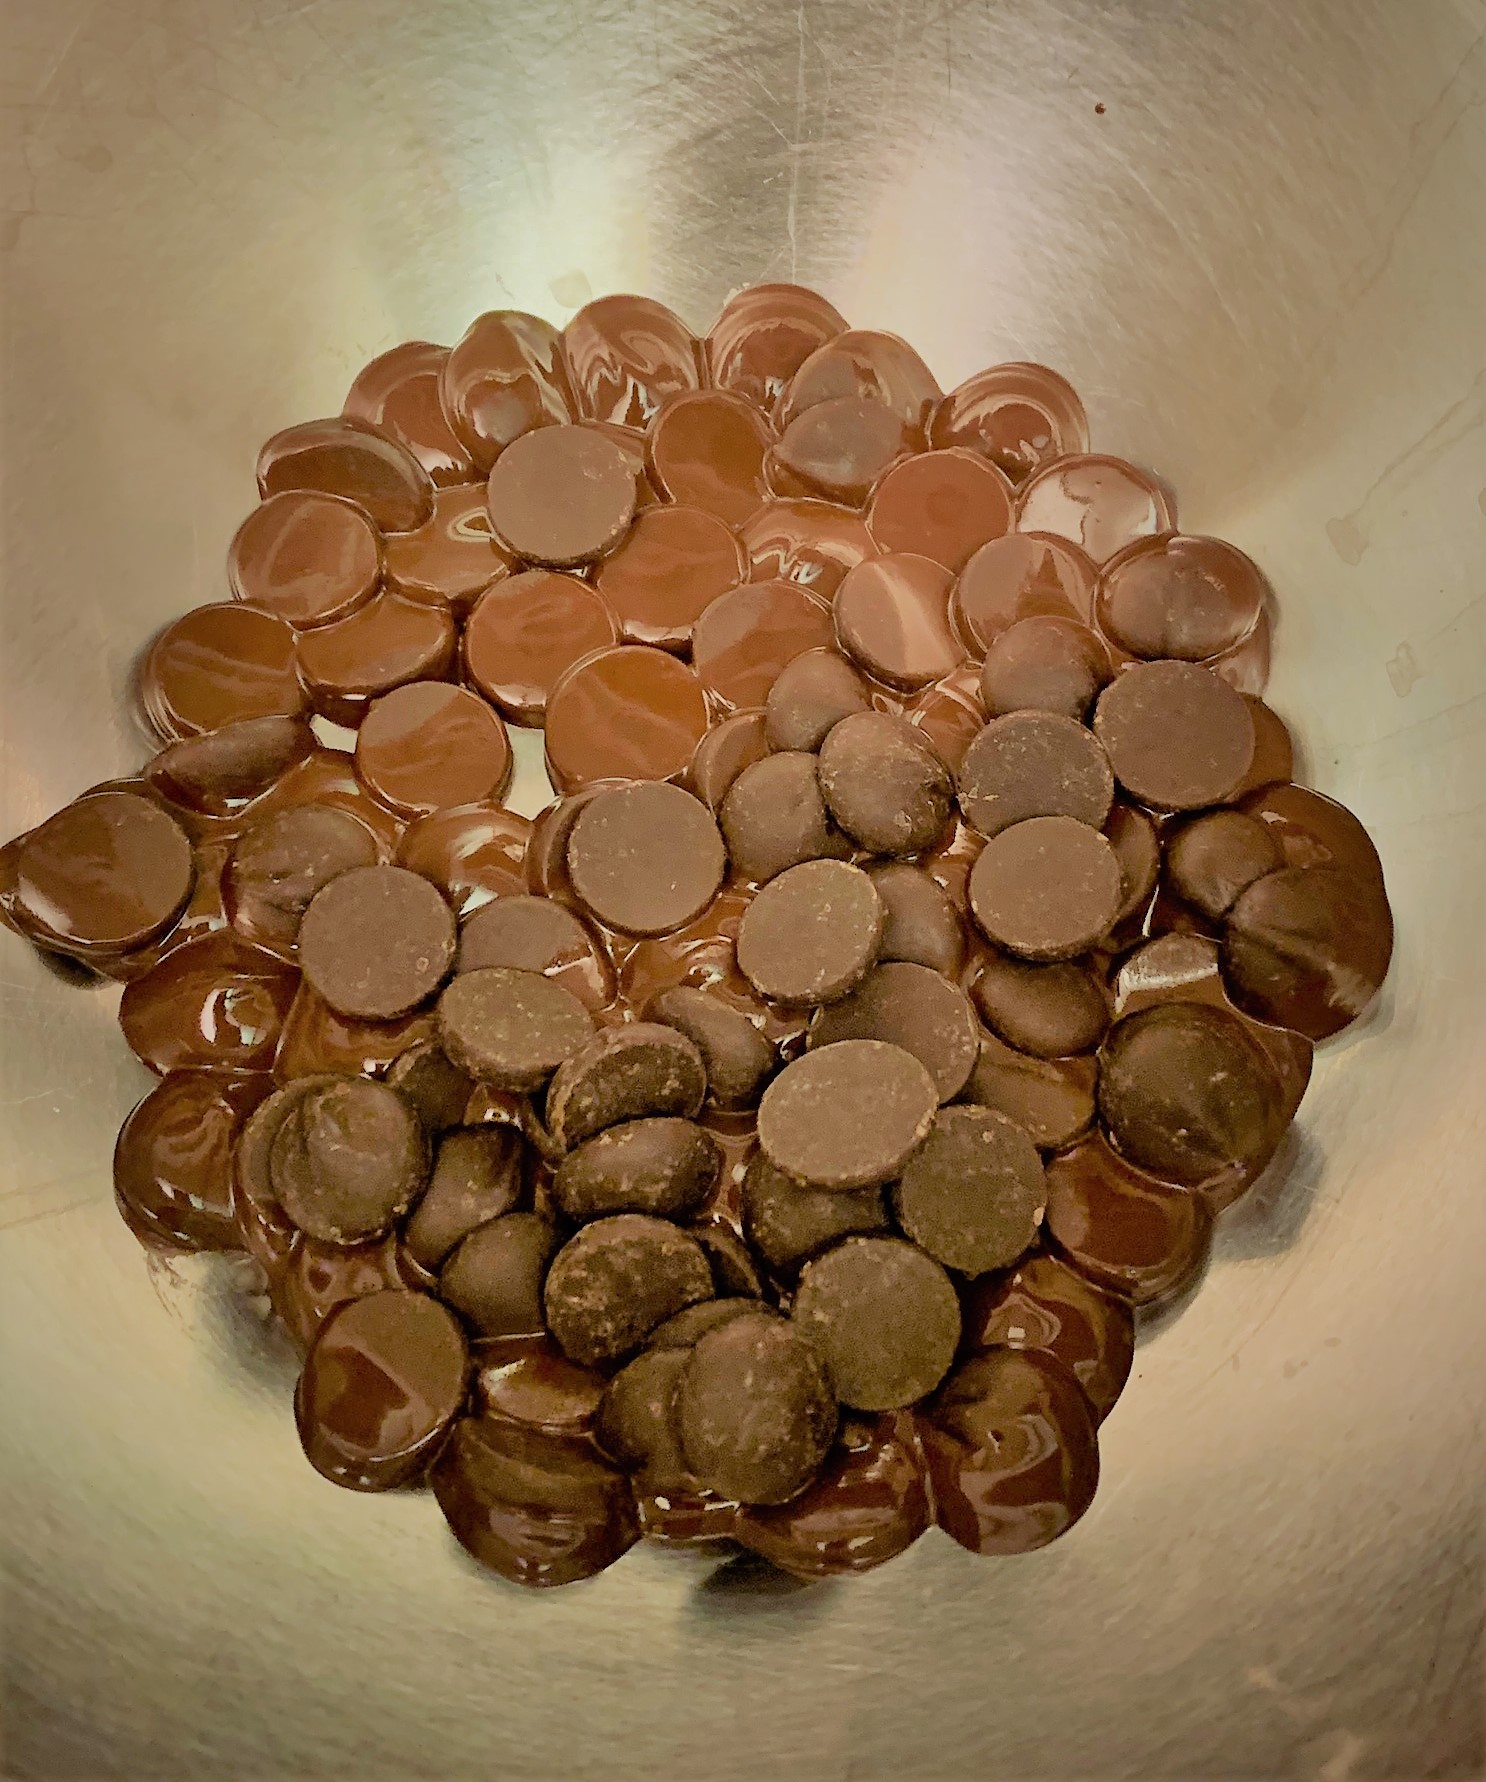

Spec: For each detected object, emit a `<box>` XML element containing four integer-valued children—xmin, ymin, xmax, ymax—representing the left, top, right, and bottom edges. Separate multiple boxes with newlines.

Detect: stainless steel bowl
<box><xmin>3</xmin><ymin>1</ymin><xmax>1483</xmax><ymax>1774</ymax></box>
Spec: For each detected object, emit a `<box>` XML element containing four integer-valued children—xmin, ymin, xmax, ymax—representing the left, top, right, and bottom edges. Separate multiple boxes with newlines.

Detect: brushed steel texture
<box><xmin>2</xmin><ymin>0</ymin><xmax>1484</xmax><ymax>1776</ymax></box>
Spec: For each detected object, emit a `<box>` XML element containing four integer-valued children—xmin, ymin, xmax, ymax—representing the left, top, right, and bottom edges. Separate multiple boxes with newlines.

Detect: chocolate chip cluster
<box><xmin>0</xmin><ymin>285</ymin><xmax>1394</xmax><ymax>1589</ymax></box>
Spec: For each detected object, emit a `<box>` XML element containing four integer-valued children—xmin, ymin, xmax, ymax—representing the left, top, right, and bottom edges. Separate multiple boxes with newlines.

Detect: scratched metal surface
<box><xmin>1</xmin><ymin>0</ymin><xmax>1484</xmax><ymax>1776</ymax></box>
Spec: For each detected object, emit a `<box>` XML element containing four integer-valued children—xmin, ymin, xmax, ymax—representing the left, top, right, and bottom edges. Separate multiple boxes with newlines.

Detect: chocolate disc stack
<box><xmin>1</xmin><ymin>284</ymin><xmax>1394</xmax><ymax>1589</ymax></box>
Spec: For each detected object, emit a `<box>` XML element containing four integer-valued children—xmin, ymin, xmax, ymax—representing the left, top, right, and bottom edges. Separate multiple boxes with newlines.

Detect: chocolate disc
<box><xmin>764</xmin><ymin>648</ymin><xmax>872</xmax><ymax>753</ymax></box>
<box><xmin>474</xmin><ymin>1335</ymin><xmax>606</xmax><ymax>1435</ymax></box>
<box><xmin>1093</xmin><ymin>660</ymin><xmax>1255</xmax><ymax>810</ymax></box>
<box><xmin>968</xmin><ymin>816</ymin><xmax>1122</xmax><ymax>960</ymax></box>
<box><xmin>646</xmin><ymin>984</ymin><xmax>777</xmax><ymax>1109</ymax></box>
<box><xmin>256</xmin><ymin>415</ymin><xmax>435</xmax><ymax>533</ymax></box>
<box><xmin>691</xmin><ymin>579</ymin><xmax>836</xmax><ymax>712</ymax></box>
<box><xmin>1104</xmin><ymin>801</ymin><xmax>1162</xmax><ymax>923</ymax></box>
<box><xmin>384</xmin><ymin>483</ymin><xmax>512</xmax><ymax>615</ymax></box>
<box><xmin>930</xmin><ymin>361</ymin><xmax>1090</xmax><ymax>481</ymax></box>
<box><xmin>119</xmin><ymin>931</ymin><xmax>298</xmax><ymax>1076</ymax></box>
<box><xmin>906</xmin><ymin>665</ymin><xmax>989</xmax><ymax>774</ymax></box>
<box><xmin>456</xmin><ymin>896</ymin><xmax>614</xmax><ymax>1013</ymax></box>
<box><xmin>780</xmin><ymin>329</ymin><xmax>940</xmax><ymax>432</ymax></box>
<box><xmin>834</xmin><ymin>554</ymin><xmax>963</xmax><ymax>691</ymax></box>
<box><xmin>594</xmin><ymin>505</ymin><xmax>745</xmax><ymax>652</ymax></box>
<box><xmin>269</xmin><ymin>1075</ymin><xmax>428</xmax><ymax>1243</ymax></box>
<box><xmin>552</xmin><ymin>1118</ymin><xmax>721</xmax><ymax>1223</ymax></box>
<box><xmin>961</xmin><ymin>1032</ymin><xmax>1098</xmax><ymax>1152</ymax></box>
<box><xmin>15</xmin><ymin>791</ymin><xmax>193</xmax><ymax>955</ymax></box>
<box><xmin>676</xmin><ymin>1313</ymin><xmax>837</xmax><ymax>1504</ymax></box>
<box><xmin>736</xmin><ymin>859</ymin><xmax>885</xmax><ymax>1007</ymax></box>
<box><xmin>295</xmin><ymin>1291</ymin><xmax>468</xmax><ymax>1490</ymax></box>
<box><xmin>543</xmin><ymin>1214</ymin><xmax>714</xmax><ymax>1368</ymax></box>
<box><xmin>866</xmin><ymin>863</ymin><xmax>966</xmax><ymax>976</ymax></box>
<box><xmin>923</xmin><ymin>1348</ymin><xmax>1099</xmax><ymax>1553</ymax></box>
<box><xmin>957</xmin><ymin>710</ymin><xmax>1114</xmax><ymax>839</ymax></box>
<box><xmin>757</xmin><ymin>1040</ymin><xmax>937</xmax><ymax>1190</ymax></box>
<box><xmin>562</xmin><ymin>293</ymin><xmax>701</xmax><ymax>428</ymax></box>
<box><xmin>963</xmin><ymin>1253</ymin><xmax>1134</xmax><ymax>1425</ymax></box>
<box><xmin>691</xmin><ymin>1223</ymin><xmax>767</xmax><ymax>1301</ymax></box>
<box><xmin>298</xmin><ymin>865</ymin><xmax>456</xmax><ymax>1018</ymax></box>
<box><xmin>706</xmin><ymin>283</ymin><xmax>848</xmax><ymax>410</ymax></box>
<box><xmin>1013</xmin><ymin>453</ymin><xmax>1173</xmax><ymax>564</ymax></box>
<box><xmin>404</xmin><ymin>1125</ymin><xmax>526</xmax><ymax>1269</ymax></box>
<box><xmin>437</xmin><ymin>966</ymin><xmax>595</xmax><ymax>1091</ymax></box>
<box><xmin>1223</xmin><ymin>864</ymin><xmax>1393</xmax><ymax>1040</ymax></box>
<box><xmin>792</xmin><ymin>1236</ymin><xmax>960</xmax><ymax>1410</ymax></box>
<box><xmin>739</xmin><ymin>499</ymin><xmax>875</xmax><ymax>598</ymax></box>
<box><xmin>566</xmin><ymin>781</ymin><xmax>726</xmax><ymax>938</ymax></box>
<box><xmin>342</xmin><ymin>339</ymin><xmax>476</xmax><ymax>486</ymax></box>
<box><xmin>866</xmin><ymin>449</ymin><xmax>1014</xmax><ymax>571</ymax></box>
<box><xmin>817</xmin><ymin>711</ymin><xmax>954</xmax><ymax>856</ymax></box>
<box><xmin>685</xmin><ymin>709</ymin><xmax>773</xmax><ymax>812</ymax></box>
<box><xmin>1167</xmin><ymin>809</ymin><xmax>1284</xmax><ymax>919</ymax></box>
<box><xmin>431</xmin><ymin>1414</ymin><xmax>638</xmax><ymax>1588</ymax></box>
<box><xmin>385</xmin><ymin>1042</ymin><xmax>476</xmax><ymax>1135</ymax></box>
<box><xmin>228</xmin><ymin>490</ymin><xmax>381</xmax><ymax>628</ymax></box>
<box><xmin>544</xmin><ymin>645</ymin><xmax>709</xmax><ymax>791</ymax></box>
<box><xmin>594</xmin><ymin>1347</ymin><xmax>696</xmax><ymax>1486</ymax></box>
<box><xmin>440</xmin><ymin>1212</ymin><xmax>561</xmax><ymax>1337</ymax></box>
<box><xmin>720</xmin><ymin>751</ymin><xmax>849</xmax><ymax>885</ymax></box>
<box><xmin>294</xmin><ymin>593</ymin><xmax>457</xmax><ymax>725</ymax></box>
<box><xmin>810</xmin><ymin>961</ymin><xmax>980</xmax><ymax>1103</ymax></box>
<box><xmin>741</xmin><ymin>1149</ymin><xmax>889</xmax><ymax>1276</ymax></box>
<box><xmin>1097</xmin><ymin>1002</ymin><xmax>1286</xmax><ymax>1187</ymax></box>
<box><xmin>464</xmin><ymin>570</ymin><xmax>621</xmax><ymax>725</ymax></box>
<box><xmin>141</xmin><ymin>603</ymin><xmax>307</xmax><ymax>741</ymax></box>
<box><xmin>439</xmin><ymin>309</ymin><xmax>572</xmax><ymax>469</ymax></box>
<box><xmin>485</xmin><ymin>423</ymin><xmax>636</xmax><ymax>566</ymax></box>
<box><xmin>395</xmin><ymin>803</ymin><xmax>530</xmax><ymax>917</ymax></box>
<box><xmin>646</xmin><ymin>390</ymin><xmax>771</xmax><ymax>524</ymax></box>
<box><xmin>970</xmin><ymin>950</ymin><xmax>1109</xmax><ymax>1058</ymax></box>
<box><xmin>1043</xmin><ymin>1135</ymin><xmax>1214</xmax><ymax>1305</ymax></box>
<box><xmin>893</xmin><ymin>1105</ymin><xmax>1046</xmax><ymax>1275</ymax></box>
<box><xmin>145</xmin><ymin>715</ymin><xmax>315</xmax><ymax>824</ymax></box>
<box><xmin>768</xmin><ymin>397</ymin><xmax>914</xmax><ymax>506</ymax></box>
<box><xmin>1095</xmin><ymin>533</ymin><xmax>1268</xmax><ymax>662</ymax></box>
<box><xmin>354</xmin><ymin>681</ymin><xmax>512</xmax><ymax>817</ymax></box>
<box><xmin>544</xmin><ymin>1024</ymin><xmax>708</xmax><ymax>1152</ymax></box>
<box><xmin>951</xmin><ymin>533</ymin><xmax>1099</xmax><ymax>650</ymax></box>
<box><xmin>979</xmin><ymin>617</ymin><xmax>1111</xmax><ymax>721</ymax></box>
<box><xmin>115</xmin><ymin>1071</ymin><xmax>269</xmax><ymax>1252</ymax></box>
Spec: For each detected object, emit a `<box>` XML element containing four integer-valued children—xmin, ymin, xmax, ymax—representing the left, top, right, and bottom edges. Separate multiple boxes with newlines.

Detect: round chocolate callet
<box><xmin>833</xmin><ymin>553</ymin><xmax>963</xmax><ymax>690</ymax></box>
<box><xmin>957</xmin><ymin>710</ymin><xmax>1114</xmax><ymax>840</ymax></box>
<box><xmin>437</xmin><ymin>966</ymin><xmax>595</xmax><ymax>1091</ymax></box>
<box><xmin>1093</xmin><ymin>660</ymin><xmax>1255</xmax><ymax>810</ymax></box>
<box><xmin>685</xmin><ymin>709</ymin><xmax>773</xmax><ymax>812</ymax></box>
<box><xmin>676</xmin><ymin>1313</ymin><xmax>838</xmax><ymax>1505</ymax></box>
<box><xmin>268</xmin><ymin>1076</ymin><xmax>428</xmax><ymax>1244</ymax></box>
<box><xmin>484</xmin><ymin>423</ymin><xmax>636</xmax><ymax>566</ymax></box>
<box><xmin>295</xmin><ymin>1291</ymin><xmax>468</xmax><ymax>1491</ymax></box>
<box><xmin>817</xmin><ymin>711</ymin><xmax>954</xmax><ymax>856</ymax></box>
<box><xmin>720</xmin><ymin>751</ymin><xmax>850</xmax><ymax>884</ymax></box>
<box><xmin>1168</xmin><ymin>809</ymin><xmax>1284</xmax><ymax>919</ymax></box>
<box><xmin>404</xmin><ymin>1125</ymin><xmax>526</xmax><ymax>1269</ymax></box>
<box><xmin>691</xmin><ymin>1223</ymin><xmax>768</xmax><ymax>1300</ymax></box>
<box><xmin>736</xmin><ymin>859</ymin><xmax>884</xmax><ymax>1007</ymax></box>
<box><xmin>384</xmin><ymin>1041</ymin><xmax>476</xmax><ymax>1134</ymax></box>
<box><xmin>792</xmin><ymin>1236</ymin><xmax>961</xmax><ymax>1411</ymax></box>
<box><xmin>1222</xmin><ymin>863</ymin><xmax>1393</xmax><ymax>1041</ymax></box>
<box><xmin>971</xmin><ymin>951</ymin><xmax>1110</xmax><ymax>1058</ymax></box>
<box><xmin>1096</xmin><ymin>1002</ymin><xmax>1286</xmax><ymax>1187</ymax></box>
<box><xmin>298</xmin><ymin>865</ymin><xmax>456</xmax><ymax>1019</ymax></box>
<box><xmin>961</xmin><ymin>1031</ymin><xmax>1098</xmax><ymax>1153</ymax></box>
<box><xmin>455</xmin><ymin>895</ymin><xmax>614</xmax><ymax>1014</ymax></box>
<box><xmin>552</xmin><ymin>1117</ymin><xmax>721</xmax><ymax>1222</ymax></box>
<box><xmin>566</xmin><ymin>781</ymin><xmax>726</xmax><ymax>937</ymax></box>
<box><xmin>764</xmin><ymin>649</ymin><xmax>872</xmax><ymax>752</ymax></box>
<box><xmin>544</xmin><ymin>1214</ymin><xmax>715</xmax><ymax>1368</ymax></box>
<box><xmin>439</xmin><ymin>1211</ymin><xmax>561</xmax><ymax>1337</ymax></box>
<box><xmin>866</xmin><ymin>863</ymin><xmax>966</xmax><ymax>976</ymax></box>
<box><xmin>978</xmin><ymin>617</ymin><xmax>1110</xmax><ymax>721</ymax></box>
<box><xmin>757</xmin><ymin>1040</ymin><xmax>938</xmax><ymax>1190</ymax></box>
<box><xmin>892</xmin><ymin>1106</ymin><xmax>1045</xmax><ymax>1275</ymax></box>
<box><xmin>741</xmin><ymin>1150</ymin><xmax>890</xmax><ymax>1276</ymax></box>
<box><xmin>544</xmin><ymin>1023</ymin><xmax>708</xmax><ymax>1152</ymax></box>
<box><xmin>968</xmin><ymin>816</ymin><xmax>1122</xmax><ymax>960</ymax></box>
<box><xmin>146</xmin><ymin>714</ymin><xmax>314</xmax><ymax>819</ymax></box>
<box><xmin>595</xmin><ymin>1348</ymin><xmax>694</xmax><ymax>1484</ymax></box>
<box><xmin>648</xmin><ymin>1297</ymin><xmax>767</xmax><ymax>1351</ymax></box>
<box><xmin>809</xmin><ymin>961</ymin><xmax>980</xmax><ymax>1103</ymax></box>
<box><xmin>646</xmin><ymin>984</ymin><xmax>777</xmax><ymax>1109</ymax></box>
<box><xmin>226</xmin><ymin>804</ymin><xmax>380</xmax><ymax>951</ymax></box>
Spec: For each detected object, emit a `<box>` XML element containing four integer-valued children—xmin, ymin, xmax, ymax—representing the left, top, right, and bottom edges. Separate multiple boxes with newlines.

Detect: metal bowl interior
<box><xmin>2</xmin><ymin>1</ymin><xmax>1483</xmax><ymax>1775</ymax></box>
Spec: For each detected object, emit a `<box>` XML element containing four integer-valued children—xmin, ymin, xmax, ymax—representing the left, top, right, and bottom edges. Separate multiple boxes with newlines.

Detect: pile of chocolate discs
<box><xmin>0</xmin><ymin>285</ymin><xmax>1394</xmax><ymax>1587</ymax></box>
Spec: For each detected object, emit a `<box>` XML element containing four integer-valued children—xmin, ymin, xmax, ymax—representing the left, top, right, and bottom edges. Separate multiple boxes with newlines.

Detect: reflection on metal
<box><xmin>1</xmin><ymin>0</ymin><xmax>1483</xmax><ymax>1775</ymax></box>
